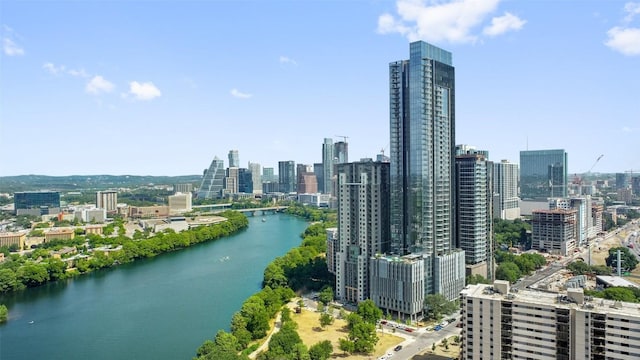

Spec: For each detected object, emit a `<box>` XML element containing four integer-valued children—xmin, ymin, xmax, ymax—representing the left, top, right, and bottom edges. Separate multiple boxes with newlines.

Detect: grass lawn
<box><xmin>417</xmin><ymin>336</ymin><xmax>460</xmax><ymax>358</ymax></box>
<box><xmin>290</xmin><ymin>305</ymin><xmax>404</xmax><ymax>359</ymax></box>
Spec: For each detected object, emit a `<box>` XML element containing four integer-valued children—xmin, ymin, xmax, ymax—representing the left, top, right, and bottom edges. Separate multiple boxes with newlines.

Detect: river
<box><xmin>0</xmin><ymin>214</ymin><xmax>308</xmax><ymax>360</ymax></box>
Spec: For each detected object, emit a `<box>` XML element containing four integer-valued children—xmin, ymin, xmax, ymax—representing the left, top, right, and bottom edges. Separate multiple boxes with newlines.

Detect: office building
<box><xmin>74</xmin><ymin>208</ymin><xmax>106</xmax><ymax>223</ymax></box>
<box><xmin>494</xmin><ymin>160</ymin><xmax>520</xmax><ymax>220</ymax></box>
<box><xmin>225</xmin><ymin>167</ymin><xmax>239</xmax><ymax>195</ymax></box>
<box><xmin>248</xmin><ymin>162</ymin><xmax>262</xmax><ymax>195</ymax></box>
<box><xmin>14</xmin><ymin>191</ymin><xmax>61</xmax><ymax>216</ymax></box>
<box><xmin>322</xmin><ymin>138</ymin><xmax>334</xmax><ymax>194</ymax></box>
<box><xmin>228</xmin><ymin>150</ymin><xmax>239</xmax><ymax>168</ymax></box>
<box><xmin>278</xmin><ymin>161</ymin><xmax>296</xmax><ymax>193</ymax></box>
<box><xmin>520</xmin><ymin>149</ymin><xmax>568</xmax><ymax>200</ymax></box>
<box><xmin>96</xmin><ymin>190</ymin><xmax>118</xmax><ymax>214</ymax></box>
<box><xmin>197</xmin><ymin>156</ymin><xmax>225</xmax><ymax>199</ymax></box>
<box><xmin>616</xmin><ymin>172</ymin><xmax>631</xmax><ymax>190</ymax></box>
<box><xmin>314</xmin><ymin>163</ymin><xmax>324</xmax><ymax>193</ymax></box>
<box><xmin>455</xmin><ymin>151</ymin><xmax>494</xmax><ymax>279</ymax></box>
<box><xmin>297</xmin><ymin>172</ymin><xmax>318</xmax><ymax>194</ymax></box>
<box><xmin>461</xmin><ymin>280</ymin><xmax>640</xmax><ymax>360</ymax></box>
<box><xmin>531</xmin><ymin>208</ymin><xmax>577</xmax><ymax>255</ymax></box>
<box><xmin>238</xmin><ymin>168</ymin><xmax>253</xmax><ymax>194</ymax></box>
<box><xmin>334</xmin><ymin>160</ymin><xmax>390</xmax><ymax>303</ymax></box>
<box><xmin>262</xmin><ymin>167</ymin><xmax>276</xmax><ymax>183</ymax></box>
<box><xmin>326</xmin><ymin>227</ymin><xmax>338</xmax><ymax>275</ymax></box>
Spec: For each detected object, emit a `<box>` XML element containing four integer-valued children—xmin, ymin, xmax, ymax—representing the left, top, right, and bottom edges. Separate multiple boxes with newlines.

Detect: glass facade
<box><xmin>278</xmin><ymin>160</ymin><xmax>296</xmax><ymax>193</ymax></box>
<box><xmin>520</xmin><ymin>149</ymin><xmax>568</xmax><ymax>200</ymax></box>
<box><xmin>322</xmin><ymin>138</ymin><xmax>334</xmax><ymax>194</ymax></box>
<box><xmin>197</xmin><ymin>157</ymin><xmax>225</xmax><ymax>199</ymax></box>
<box><xmin>14</xmin><ymin>191</ymin><xmax>60</xmax><ymax>214</ymax></box>
<box><xmin>389</xmin><ymin>41</ymin><xmax>456</xmax><ymax>294</ymax></box>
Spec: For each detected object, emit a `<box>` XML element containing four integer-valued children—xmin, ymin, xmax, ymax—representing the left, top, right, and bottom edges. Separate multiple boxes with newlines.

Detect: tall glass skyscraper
<box><xmin>322</xmin><ymin>138</ymin><xmax>334</xmax><ymax>194</ymax></box>
<box><xmin>520</xmin><ymin>149</ymin><xmax>568</xmax><ymax>200</ymax></box>
<box><xmin>389</xmin><ymin>41</ymin><xmax>456</xmax><ymax>258</ymax></box>
<box><xmin>373</xmin><ymin>41</ymin><xmax>464</xmax><ymax>310</ymax></box>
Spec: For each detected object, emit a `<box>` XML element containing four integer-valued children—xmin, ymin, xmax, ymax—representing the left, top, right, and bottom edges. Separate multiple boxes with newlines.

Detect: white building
<box><xmin>168</xmin><ymin>192</ymin><xmax>192</xmax><ymax>214</ymax></box>
<box><xmin>461</xmin><ymin>281</ymin><xmax>640</xmax><ymax>360</ymax></box>
<box><xmin>96</xmin><ymin>190</ymin><xmax>118</xmax><ymax>213</ymax></box>
<box><xmin>494</xmin><ymin>160</ymin><xmax>520</xmax><ymax>220</ymax></box>
<box><xmin>74</xmin><ymin>208</ymin><xmax>106</xmax><ymax>223</ymax></box>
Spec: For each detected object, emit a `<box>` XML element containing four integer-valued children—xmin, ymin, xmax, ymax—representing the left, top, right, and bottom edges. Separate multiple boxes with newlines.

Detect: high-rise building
<box><xmin>224</xmin><ymin>167</ymin><xmax>239</xmax><ymax>195</ymax></box>
<box><xmin>314</xmin><ymin>163</ymin><xmax>324</xmax><ymax>193</ymax></box>
<box><xmin>494</xmin><ymin>160</ymin><xmax>520</xmax><ymax>220</ymax></box>
<box><xmin>14</xmin><ymin>191</ymin><xmax>61</xmax><ymax>216</ymax></box>
<box><xmin>461</xmin><ymin>281</ymin><xmax>640</xmax><ymax>360</ymax></box>
<box><xmin>248</xmin><ymin>162</ymin><xmax>262</xmax><ymax>195</ymax></box>
<box><xmin>262</xmin><ymin>167</ymin><xmax>275</xmax><ymax>183</ymax></box>
<box><xmin>228</xmin><ymin>150</ymin><xmax>239</xmax><ymax>168</ymax></box>
<box><xmin>173</xmin><ymin>183</ymin><xmax>193</xmax><ymax>194</ymax></box>
<box><xmin>197</xmin><ymin>156</ymin><xmax>225</xmax><ymax>199</ymax></box>
<box><xmin>455</xmin><ymin>151</ymin><xmax>494</xmax><ymax>280</ymax></box>
<box><xmin>531</xmin><ymin>208</ymin><xmax>577</xmax><ymax>255</ymax></box>
<box><xmin>388</xmin><ymin>41</ymin><xmax>463</xmax><ymax>289</ymax></box>
<box><xmin>278</xmin><ymin>161</ymin><xmax>296</xmax><ymax>193</ymax></box>
<box><xmin>238</xmin><ymin>168</ymin><xmax>253</xmax><ymax>194</ymax></box>
<box><xmin>96</xmin><ymin>190</ymin><xmax>118</xmax><ymax>214</ymax></box>
<box><xmin>550</xmin><ymin>196</ymin><xmax>594</xmax><ymax>246</ymax></box>
<box><xmin>168</xmin><ymin>192</ymin><xmax>192</xmax><ymax>214</ymax></box>
<box><xmin>322</xmin><ymin>138</ymin><xmax>334</xmax><ymax>194</ymax></box>
<box><xmin>615</xmin><ymin>172</ymin><xmax>631</xmax><ymax>190</ymax></box>
<box><xmin>334</xmin><ymin>160</ymin><xmax>390</xmax><ymax>304</ymax></box>
<box><xmin>520</xmin><ymin>149</ymin><xmax>568</xmax><ymax>200</ymax></box>
<box><xmin>334</xmin><ymin>141</ymin><xmax>348</xmax><ymax>164</ymax></box>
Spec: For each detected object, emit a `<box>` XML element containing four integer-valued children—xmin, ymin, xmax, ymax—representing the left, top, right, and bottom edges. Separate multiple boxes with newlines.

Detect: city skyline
<box><xmin>2</xmin><ymin>1</ymin><xmax>639</xmax><ymax>176</ymax></box>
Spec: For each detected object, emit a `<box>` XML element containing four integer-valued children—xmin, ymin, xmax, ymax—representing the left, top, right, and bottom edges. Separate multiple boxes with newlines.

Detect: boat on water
<box><xmin>262</xmin><ymin>218</ymin><xmax>266</xmax><ymax>222</ymax></box>
<box><xmin>219</xmin><ymin>256</ymin><xmax>230</xmax><ymax>262</ymax></box>
<box><xmin>29</xmin><ymin>321</ymin><xmax>34</xmax><ymax>324</ymax></box>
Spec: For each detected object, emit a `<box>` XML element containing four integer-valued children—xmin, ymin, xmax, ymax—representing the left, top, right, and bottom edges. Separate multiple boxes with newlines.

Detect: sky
<box><xmin>1</xmin><ymin>0</ymin><xmax>639</xmax><ymax>177</ymax></box>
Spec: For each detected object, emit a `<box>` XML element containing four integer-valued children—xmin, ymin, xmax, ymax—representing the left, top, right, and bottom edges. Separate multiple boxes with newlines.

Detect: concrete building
<box><xmin>168</xmin><ymin>192</ymin><xmax>192</xmax><ymax>214</ymax></box>
<box><xmin>297</xmin><ymin>172</ymin><xmax>318</xmax><ymax>194</ymax></box>
<box><xmin>96</xmin><ymin>190</ymin><xmax>118</xmax><ymax>214</ymax></box>
<box><xmin>455</xmin><ymin>152</ymin><xmax>494</xmax><ymax>280</ymax></box>
<box><xmin>616</xmin><ymin>172</ymin><xmax>631</xmax><ymax>190</ymax></box>
<box><xmin>44</xmin><ymin>228</ymin><xmax>75</xmax><ymax>241</ymax></box>
<box><xmin>494</xmin><ymin>160</ymin><xmax>520</xmax><ymax>220</ymax></box>
<box><xmin>550</xmin><ymin>196</ymin><xmax>594</xmax><ymax>246</ymax></box>
<box><xmin>0</xmin><ymin>231</ymin><xmax>26</xmax><ymax>250</ymax></box>
<box><xmin>334</xmin><ymin>160</ymin><xmax>390</xmax><ymax>304</ymax></box>
<box><xmin>297</xmin><ymin>193</ymin><xmax>331</xmax><ymax>208</ymax></box>
<box><xmin>532</xmin><ymin>209</ymin><xmax>577</xmax><ymax>255</ymax></box>
<box><xmin>14</xmin><ymin>191</ymin><xmax>61</xmax><ymax>216</ymax></box>
<box><xmin>197</xmin><ymin>156</ymin><xmax>225</xmax><ymax>199</ymax></box>
<box><xmin>278</xmin><ymin>160</ymin><xmax>296</xmax><ymax>194</ymax></box>
<box><xmin>313</xmin><ymin>163</ymin><xmax>324</xmax><ymax>193</ymax></box>
<box><xmin>74</xmin><ymin>208</ymin><xmax>106</xmax><ymax>223</ymax></box>
<box><xmin>224</xmin><ymin>167</ymin><xmax>239</xmax><ymax>195</ymax></box>
<box><xmin>334</xmin><ymin>140</ymin><xmax>348</xmax><ymax>164</ymax></box>
<box><xmin>128</xmin><ymin>205</ymin><xmax>170</xmax><ymax>218</ymax></box>
<box><xmin>262</xmin><ymin>167</ymin><xmax>276</xmax><ymax>183</ymax></box>
<box><xmin>461</xmin><ymin>281</ymin><xmax>640</xmax><ymax>360</ymax></box>
<box><xmin>520</xmin><ymin>149</ymin><xmax>568</xmax><ymax>200</ymax></box>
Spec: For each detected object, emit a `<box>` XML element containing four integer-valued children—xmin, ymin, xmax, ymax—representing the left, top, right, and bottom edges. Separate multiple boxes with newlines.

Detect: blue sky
<box><xmin>1</xmin><ymin>0</ymin><xmax>639</xmax><ymax>176</ymax></box>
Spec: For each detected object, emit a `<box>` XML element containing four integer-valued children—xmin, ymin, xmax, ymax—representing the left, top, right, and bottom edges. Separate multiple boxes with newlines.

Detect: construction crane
<box><xmin>335</xmin><ymin>135</ymin><xmax>349</xmax><ymax>143</ymax></box>
<box><xmin>573</xmin><ymin>154</ymin><xmax>604</xmax><ymax>186</ymax></box>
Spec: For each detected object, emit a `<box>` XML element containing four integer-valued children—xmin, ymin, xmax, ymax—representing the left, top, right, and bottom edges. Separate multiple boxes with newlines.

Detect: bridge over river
<box><xmin>192</xmin><ymin>204</ymin><xmax>289</xmax><ymax>216</ymax></box>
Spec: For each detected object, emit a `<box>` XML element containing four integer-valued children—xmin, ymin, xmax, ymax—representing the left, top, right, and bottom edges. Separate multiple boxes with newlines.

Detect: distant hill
<box><xmin>0</xmin><ymin>175</ymin><xmax>202</xmax><ymax>193</ymax></box>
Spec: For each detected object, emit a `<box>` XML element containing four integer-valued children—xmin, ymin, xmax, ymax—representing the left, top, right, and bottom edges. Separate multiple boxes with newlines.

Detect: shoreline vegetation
<box><xmin>0</xmin><ymin>211</ymin><xmax>249</xmax><ymax>297</ymax></box>
<box><xmin>194</xmin><ymin>204</ymin><xmax>338</xmax><ymax>360</ymax></box>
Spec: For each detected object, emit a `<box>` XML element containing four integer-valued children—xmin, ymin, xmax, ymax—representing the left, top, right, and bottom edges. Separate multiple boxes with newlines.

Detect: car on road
<box><xmin>434</xmin><ymin>325</ymin><xmax>442</xmax><ymax>331</ymax></box>
<box><xmin>394</xmin><ymin>345</ymin><xmax>403</xmax><ymax>351</ymax></box>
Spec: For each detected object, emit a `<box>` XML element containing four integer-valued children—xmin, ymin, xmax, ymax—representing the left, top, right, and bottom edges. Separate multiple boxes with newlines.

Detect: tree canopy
<box><xmin>606</xmin><ymin>247</ymin><xmax>639</xmax><ymax>272</ymax></box>
<box><xmin>424</xmin><ymin>294</ymin><xmax>458</xmax><ymax>321</ymax></box>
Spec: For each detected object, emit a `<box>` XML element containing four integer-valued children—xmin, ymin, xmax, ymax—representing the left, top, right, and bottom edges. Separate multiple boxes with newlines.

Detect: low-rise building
<box><xmin>0</xmin><ymin>231</ymin><xmax>27</xmax><ymax>250</ymax></box>
<box><xmin>44</xmin><ymin>228</ymin><xmax>75</xmax><ymax>241</ymax></box>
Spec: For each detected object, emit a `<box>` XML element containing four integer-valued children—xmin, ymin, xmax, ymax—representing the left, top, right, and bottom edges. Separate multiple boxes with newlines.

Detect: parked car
<box><xmin>394</xmin><ymin>345</ymin><xmax>403</xmax><ymax>351</ymax></box>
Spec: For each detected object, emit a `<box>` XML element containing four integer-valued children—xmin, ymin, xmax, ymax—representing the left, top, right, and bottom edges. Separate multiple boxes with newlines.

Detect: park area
<box><xmin>289</xmin><ymin>304</ymin><xmax>404</xmax><ymax>359</ymax></box>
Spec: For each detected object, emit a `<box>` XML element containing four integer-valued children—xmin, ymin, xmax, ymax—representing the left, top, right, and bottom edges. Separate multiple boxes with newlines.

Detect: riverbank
<box><xmin>0</xmin><ymin>210</ymin><xmax>248</xmax><ymax>294</ymax></box>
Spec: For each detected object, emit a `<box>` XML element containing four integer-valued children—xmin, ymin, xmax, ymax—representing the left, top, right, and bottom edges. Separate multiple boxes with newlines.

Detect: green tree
<box><xmin>355</xmin><ymin>299</ymin><xmax>383</xmax><ymax>325</ymax></box>
<box><xmin>46</xmin><ymin>258</ymin><xmax>68</xmax><ymax>281</ymax></box>
<box><xmin>308</xmin><ymin>340</ymin><xmax>333</xmax><ymax>360</ymax></box>
<box><xmin>16</xmin><ymin>263</ymin><xmax>49</xmax><ymax>287</ymax></box>
<box><xmin>319</xmin><ymin>313</ymin><xmax>334</xmax><ymax>329</ymax></box>
<box><xmin>600</xmin><ymin>287</ymin><xmax>638</xmax><ymax>302</ymax></box>
<box><xmin>424</xmin><ymin>294</ymin><xmax>458</xmax><ymax>321</ymax></box>
<box><xmin>0</xmin><ymin>268</ymin><xmax>19</xmax><ymax>292</ymax></box>
<box><xmin>338</xmin><ymin>338</ymin><xmax>355</xmax><ymax>355</ymax></box>
<box><xmin>318</xmin><ymin>286</ymin><xmax>334</xmax><ymax>305</ymax></box>
<box><xmin>349</xmin><ymin>321</ymin><xmax>378</xmax><ymax>354</ymax></box>
<box><xmin>495</xmin><ymin>262</ymin><xmax>522</xmax><ymax>283</ymax></box>
<box><xmin>606</xmin><ymin>247</ymin><xmax>639</xmax><ymax>271</ymax></box>
<box><xmin>466</xmin><ymin>274</ymin><xmax>489</xmax><ymax>285</ymax></box>
<box><xmin>267</xmin><ymin>322</ymin><xmax>303</xmax><ymax>357</ymax></box>
<box><xmin>0</xmin><ymin>304</ymin><xmax>7</xmax><ymax>323</ymax></box>
<box><xmin>567</xmin><ymin>261</ymin><xmax>592</xmax><ymax>275</ymax></box>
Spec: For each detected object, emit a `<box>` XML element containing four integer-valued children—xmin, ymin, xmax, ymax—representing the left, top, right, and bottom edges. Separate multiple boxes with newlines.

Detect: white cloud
<box><xmin>127</xmin><ymin>81</ymin><xmax>162</xmax><ymax>100</ymax></box>
<box><xmin>3</xmin><ymin>37</ymin><xmax>24</xmax><ymax>56</ymax></box>
<box><xmin>377</xmin><ymin>0</ymin><xmax>524</xmax><ymax>43</ymax></box>
<box><xmin>624</xmin><ymin>2</ymin><xmax>640</xmax><ymax>22</ymax></box>
<box><xmin>605</xmin><ymin>26</ymin><xmax>640</xmax><ymax>55</ymax></box>
<box><xmin>279</xmin><ymin>56</ymin><xmax>298</xmax><ymax>66</ymax></box>
<box><xmin>86</xmin><ymin>75</ymin><xmax>115</xmax><ymax>94</ymax></box>
<box><xmin>43</xmin><ymin>62</ymin><xmax>66</xmax><ymax>75</ymax></box>
<box><xmin>483</xmin><ymin>12</ymin><xmax>526</xmax><ymax>36</ymax></box>
<box><xmin>68</xmin><ymin>68</ymin><xmax>89</xmax><ymax>78</ymax></box>
<box><xmin>230</xmin><ymin>88</ymin><xmax>252</xmax><ymax>99</ymax></box>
